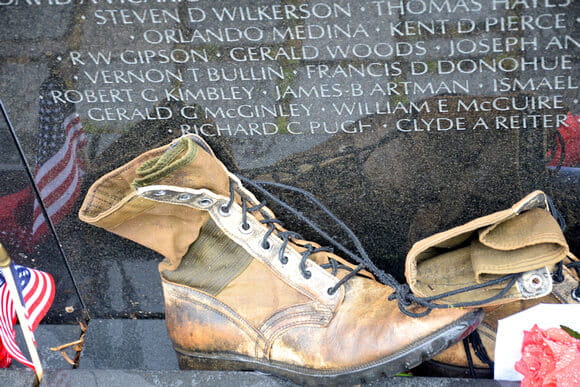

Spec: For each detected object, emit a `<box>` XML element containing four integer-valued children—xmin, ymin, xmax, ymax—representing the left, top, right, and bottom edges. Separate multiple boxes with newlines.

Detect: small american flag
<box><xmin>0</xmin><ymin>264</ymin><xmax>55</xmax><ymax>369</ymax></box>
<box><xmin>32</xmin><ymin>76</ymin><xmax>87</xmax><ymax>242</ymax></box>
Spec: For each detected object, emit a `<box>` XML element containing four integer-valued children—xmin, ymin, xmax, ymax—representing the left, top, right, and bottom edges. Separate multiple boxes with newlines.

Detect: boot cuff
<box><xmin>79</xmin><ymin>136</ymin><xmax>230</xmax><ymax>263</ymax></box>
<box><xmin>405</xmin><ymin>191</ymin><xmax>569</xmax><ymax>306</ymax></box>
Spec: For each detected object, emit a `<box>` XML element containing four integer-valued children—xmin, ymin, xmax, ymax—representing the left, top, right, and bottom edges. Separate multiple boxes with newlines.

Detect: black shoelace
<box><xmin>552</xmin><ymin>259</ymin><xmax>580</xmax><ymax>301</ymax></box>
<box><xmin>464</xmin><ymin>330</ymin><xmax>495</xmax><ymax>378</ymax></box>
<box><xmin>226</xmin><ymin>175</ymin><xmax>561</xmax><ymax>319</ymax></box>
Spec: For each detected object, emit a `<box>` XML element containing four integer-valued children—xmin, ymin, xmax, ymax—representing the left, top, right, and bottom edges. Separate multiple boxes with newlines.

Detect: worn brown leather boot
<box><xmin>79</xmin><ymin>135</ymin><xmax>482</xmax><ymax>385</ymax></box>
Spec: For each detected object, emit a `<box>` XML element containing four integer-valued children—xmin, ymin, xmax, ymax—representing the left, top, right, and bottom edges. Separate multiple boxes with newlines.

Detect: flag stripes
<box><xmin>0</xmin><ymin>265</ymin><xmax>55</xmax><ymax>369</ymax></box>
<box><xmin>32</xmin><ymin>114</ymin><xmax>86</xmax><ymax>241</ymax></box>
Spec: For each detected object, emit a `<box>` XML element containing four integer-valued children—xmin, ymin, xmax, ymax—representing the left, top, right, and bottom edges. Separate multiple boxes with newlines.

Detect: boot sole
<box><xmin>175</xmin><ymin>309</ymin><xmax>483</xmax><ymax>385</ymax></box>
<box><xmin>412</xmin><ymin>359</ymin><xmax>493</xmax><ymax>379</ymax></box>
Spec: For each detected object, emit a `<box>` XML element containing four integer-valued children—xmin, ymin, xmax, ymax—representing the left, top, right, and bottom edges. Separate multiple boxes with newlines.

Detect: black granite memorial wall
<box><xmin>0</xmin><ymin>0</ymin><xmax>578</xmax><ymax>324</ymax></box>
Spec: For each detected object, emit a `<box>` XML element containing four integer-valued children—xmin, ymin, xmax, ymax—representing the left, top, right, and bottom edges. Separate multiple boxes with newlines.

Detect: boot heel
<box><xmin>176</xmin><ymin>351</ymin><xmax>254</xmax><ymax>372</ymax></box>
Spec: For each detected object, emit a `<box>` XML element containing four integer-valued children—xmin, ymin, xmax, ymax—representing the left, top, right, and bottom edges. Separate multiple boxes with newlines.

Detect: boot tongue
<box><xmin>132</xmin><ymin>137</ymin><xmax>198</xmax><ymax>188</ymax></box>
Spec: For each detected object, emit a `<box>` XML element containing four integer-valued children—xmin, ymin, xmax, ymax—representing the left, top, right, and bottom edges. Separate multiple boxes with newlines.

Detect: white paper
<box><xmin>494</xmin><ymin>303</ymin><xmax>580</xmax><ymax>381</ymax></box>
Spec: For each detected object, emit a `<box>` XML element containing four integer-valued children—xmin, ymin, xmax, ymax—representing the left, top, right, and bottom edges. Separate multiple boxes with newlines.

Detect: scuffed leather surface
<box><xmin>268</xmin><ymin>276</ymin><xmax>472</xmax><ymax>369</ymax></box>
<box><xmin>165</xmin><ymin>274</ymin><xmax>475</xmax><ymax>371</ymax></box>
<box><xmin>164</xmin><ymin>279</ymin><xmax>267</xmax><ymax>359</ymax></box>
<box><xmin>216</xmin><ymin>259</ymin><xmax>311</xmax><ymax>327</ymax></box>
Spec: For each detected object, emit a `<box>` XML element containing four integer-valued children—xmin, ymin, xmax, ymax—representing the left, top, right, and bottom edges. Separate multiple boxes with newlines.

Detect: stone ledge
<box><xmin>8</xmin><ymin>319</ymin><xmax>517</xmax><ymax>386</ymax></box>
<box><xmin>1</xmin><ymin>369</ymin><xmax>511</xmax><ymax>386</ymax></box>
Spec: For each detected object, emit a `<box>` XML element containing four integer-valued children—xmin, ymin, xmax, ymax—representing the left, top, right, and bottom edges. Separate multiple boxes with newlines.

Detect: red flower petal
<box><xmin>516</xmin><ymin>325</ymin><xmax>580</xmax><ymax>386</ymax></box>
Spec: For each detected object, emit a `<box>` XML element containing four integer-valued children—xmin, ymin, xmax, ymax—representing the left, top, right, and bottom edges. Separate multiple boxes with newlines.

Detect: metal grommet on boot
<box><xmin>516</xmin><ymin>268</ymin><xmax>552</xmax><ymax>299</ymax></box>
<box><xmin>177</xmin><ymin>193</ymin><xmax>192</xmax><ymax>202</ymax></box>
<box><xmin>197</xmin><ymin>198</ymin><xmax>213</xmax><ymax>208</ymax></box>
<box><xmin>572</xmin><ymin>287</ymin><xmax>580</xmax><ymax>302</ymax></box>
<box><xmin>238</xmin><ymin>222</ymin><xmax>252</xmax><ymax>234</ymax></box>
<box><xmin>218</xmin><ymin>204</ymin><xmax>231</xmax><ymax>217</ymax></box>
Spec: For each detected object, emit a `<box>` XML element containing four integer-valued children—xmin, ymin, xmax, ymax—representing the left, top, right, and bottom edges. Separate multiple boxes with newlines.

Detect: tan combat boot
<box><xmin>415</xmin><ymin>255</ymin><xmax>579</xmax><ymax>378</ymax></box>
<box><xmin>404</xmin><ymin>191</ymin><xmax>577</xmax><ymax>378</ymax></box>
<box><xmin>79</xmin><ymin>135</ymin><xmax>482</xmax><ymax>385</ymax></box>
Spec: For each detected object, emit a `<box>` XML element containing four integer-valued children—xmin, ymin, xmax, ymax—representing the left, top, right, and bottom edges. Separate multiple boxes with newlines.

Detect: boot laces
<box><xmin>225</xmin><ymin>176</ymin><xmax>354</xmax><ymax>286</ymax></box>
<box><xmin>463</xmin><ymin>330</ymin><xmax>495</xmax><ymax>377</ymax></box>
<box><xmin>553</xmin><ymin>254</ymin><xmax>580</xmax><ymax>302</ymax></box>
<box><xmin>228</xmin><ymin>175</ymin><xmax>573</xmax><ymax>318</ymax></box>
<box><xmin>547</xmin><ymin>197</ymin><xmax>579</xmax><ymax>300</ymax></box>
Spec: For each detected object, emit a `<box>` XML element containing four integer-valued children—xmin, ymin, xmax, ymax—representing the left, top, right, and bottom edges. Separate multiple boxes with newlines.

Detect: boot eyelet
<box><xmin>197</xmin><ymin>198</ymin><xmax>213</xmax><ymax>207</ymax></box>
<box><xmin>280</xmin><ymin>256</ymin><xmax>289</xmax><ymax>265</ymax></box>
<box><xmin>177</xmin><ymin>193</ymin><xmax>192</xmax><ymax>201</ymax></box>
<box><xmin>239</xmin><ymin>222</ymin><xmax>252</xmax><ymax>234</ymax></box>
<box><xmin>261</xmin><ymin>241</ymin><xmax>271</xmax><ymax>250</ymax></box>
<box><xmin>218</xmin><ymin>205</ymin><xmax>231</xmax><ymax>217</ymax></box>
<box><xmin>302</xmin><ymin>270</ymin><xmax>312</xmax><ymax>280</ymax></box>
<box><xmin>572</xmin><ymin>287</ymin><xmax>580</xmax><ymax>302</ymax></box>
<box><xmin>525</xmin><ymin>273</ymin><xmax>545</xmax><ymax>291</ymax></box>
<box><xmin>153</xmin><ymin>190</ymin><xmax>166</xmax><ymax>197</ymax></box>
<box><xmin>327</xmin><ymin>287</ymin><xmax>336</xmax><ymax>296</ymax></box>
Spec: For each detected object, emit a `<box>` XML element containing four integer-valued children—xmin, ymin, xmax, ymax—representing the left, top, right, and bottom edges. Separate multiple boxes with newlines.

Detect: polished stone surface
<box><xmin>0</xmin><ymin>0</ymin><xmax>578</xmax><ymax>382</ymax></box>
<box><xmin>79</xmin><ymin>319</ymin><xmax>177</xmax><ymax>370</ymax></box>
<box><xmin>0</xmin><ymin>113</ymin><xmax>85</xmax><ymax>323</ymax></box>
<box><xmin>11</xmin><ymin>323</ymin><xmax>83</xmax><ymax>371</ymax></box>
<box><xmin>1</xmin><ymin>0</ymin><xmax>577</xmax><ymax>320</ymax></box>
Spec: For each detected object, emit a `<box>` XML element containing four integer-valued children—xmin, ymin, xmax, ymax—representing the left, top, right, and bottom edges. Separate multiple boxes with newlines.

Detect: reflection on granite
<box><xmin>0</xmin><ymin>0</ymin><xmax>578</xmax><ymax>324</ymax></box>
<box><xmin>0</xmin><ymin>112</ymin><xmax>84</xmax><ymax>323</ymax></box>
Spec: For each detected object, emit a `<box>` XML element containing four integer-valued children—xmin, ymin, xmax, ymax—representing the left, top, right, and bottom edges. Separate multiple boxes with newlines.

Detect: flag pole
<box><xmin>0</xmin><ymin>243</ymin><xmax>43</xmax><ymax>384</ymax></box>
